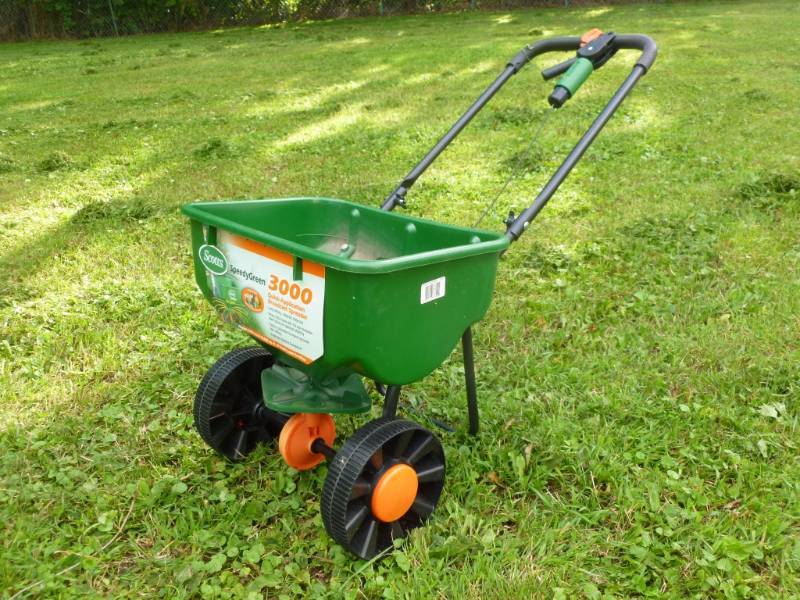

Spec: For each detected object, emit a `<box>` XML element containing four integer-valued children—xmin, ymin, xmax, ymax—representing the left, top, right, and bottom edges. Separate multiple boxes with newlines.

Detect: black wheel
<box><xmin>194</xmin><ymin>346</ymin><xmax>287</xmax><ymax>461</ymax></box>
<box><xmin>321</xmin><ymin>418</ymin><xmax>446</xmax><ymax>560</ymax></box>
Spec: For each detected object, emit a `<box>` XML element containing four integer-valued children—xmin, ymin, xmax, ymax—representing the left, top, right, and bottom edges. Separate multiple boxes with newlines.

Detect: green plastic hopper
<box><xmin>183</xmin><ymin>197</ymin><xmax>509</xmax><ymax>394</ymax></box>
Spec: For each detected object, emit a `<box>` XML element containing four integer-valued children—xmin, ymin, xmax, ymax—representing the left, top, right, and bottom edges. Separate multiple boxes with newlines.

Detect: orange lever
<box><xmin>580</xmin><ymin>28</ymin><xmax>604</xmax><ymax>47</ymax></box>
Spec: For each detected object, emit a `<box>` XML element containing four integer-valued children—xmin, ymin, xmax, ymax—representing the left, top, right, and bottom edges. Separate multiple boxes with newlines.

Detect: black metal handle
<box><xmin>542</xmin><ymin>34</ymin><xmax>656</xmax><ymax>81</ymax></box>
<box><xmin>541</xmin><ymin>58</ymin><xmax>577</xmax><ymax>81</ymax></box>
<box><xmin>613</xmin><ymin>34</ymin><xmax>658</xmax><ymax>72</ymax></box>
<box><xmin>507</xmin><ymin>36</ymin><xmax>581</xmax><ymax>73</ymax></box>
<box><xmin>506</xmin><ymin>34</ymin><xmax>658</xmax><ymax>240</ymax></box>
<box><xmin>381</xmin><ymin>36</ymin><xmax>582</xmax><ymax>211</ymax></box>
<box><xmin>380</xmin><ymin>34</ymin><xmax>657</xmax><ymax>217</ymax></box>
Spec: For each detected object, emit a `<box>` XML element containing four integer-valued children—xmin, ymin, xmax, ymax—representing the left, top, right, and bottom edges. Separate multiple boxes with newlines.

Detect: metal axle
<box><xmin>311</xmin><ymin>437</ymin><xmax>337</xmax><ymax>460</ymax></box>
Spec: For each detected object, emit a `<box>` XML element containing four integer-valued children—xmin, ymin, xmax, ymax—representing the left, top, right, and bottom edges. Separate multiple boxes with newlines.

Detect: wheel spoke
<box><xmin>241</xmin><ymin>386</ymin><xmax>261</xmax><ymax>410</ymax></box>
<box><xmin>411</xmin><ymin>495</ymin><xmax>435</xmax><ymax>519</ymax></box>
<box><xmin>349</xmin><ymin>478</ymin><xmax>371</xmax><ymax>500</ymax></box>
<box><xmin>415</xmin><ymin>462</ymin><xmax>445</xmax><ymax>484</ymax></box>
<box><xmin>388</xmin><ymin>430</ymin><xmax>414</xmax><ymax>458</ymax></box>
<box><xmin>230</xmin><ymin>407</ymin><xmax>252</xmax><ymax>419</ymax></box>
<box><xmin>344</xmin><ymin>504</ymin><xmax>369</xmax><ymax>541</ymax></box>
<box><xmin>376</xmin><ymin>522</ymin><xmax>395</xmax><ymax>550</ymax></box>
<box><xmin>246</xmin><ymin>356</ymin><xmax>268</xmax><ymax>385</ymax></box>
<box><xmin>355</xmin><ymin>517</ymin><xmax>378</xmax><ymax>559</ymax></box>
<box><xmin>400</xmin><ymin>511</ymin><xmax>421</xmax><ymax>529</ymax></box>
<box><xmin>387</xmin><ymin>431</ymin><xmax>414</xmax><ymax>458</ymax></box>
<box><xmin>210</xmin><ymin>400</ymin><xmax>234</xmax><ymax>416</ymax></box>
<box><xmin>211</xmin><ymin>418</ymin><xmax>235</xmax><ymax>447</ymax></box>
<box><xmin>222</xmin><ymin>376</ymin><xmax>244</xmax><ymax>404</ymax></box>
<box><xmin>231</xmin><ymin>430</ymin><xmax>248</xmax><ymax>459</ymax></box>
<box><xmin>369</xmin><ymin>448</ymin><xmax>383</xmax><ymax>470</ymax></box>
<box><xmin>389</xmin><ymin>520</ymin><xmax>405</xmax><ymax>540</ymax></box>
<box><xmin>404</xmin><ymin>432</ymin><xmax>436</xmax><ymax>465</ymax></box>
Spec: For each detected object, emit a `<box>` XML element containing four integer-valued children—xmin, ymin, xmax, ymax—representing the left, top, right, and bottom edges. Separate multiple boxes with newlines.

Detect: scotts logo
<box><xmin>198</xmin><ymin>244</ymin><xmax>229</xmax><ymax>275</ymax></box>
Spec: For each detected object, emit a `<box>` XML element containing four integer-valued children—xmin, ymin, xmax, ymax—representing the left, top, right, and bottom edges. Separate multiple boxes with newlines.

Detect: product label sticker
<box><xmin>420</xmin><ymin>276</ymin><xmax>446</xmax><ymax>304</ymax></box>
<box><xmin>202</xmin><ymin>231</ymin><xmax>325</xmax><ymax>364</ymax></box>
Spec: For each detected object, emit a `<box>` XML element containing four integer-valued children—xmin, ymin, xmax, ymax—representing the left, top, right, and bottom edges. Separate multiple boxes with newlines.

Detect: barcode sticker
<box><xmin>420</xmin><ymin>276</ymin><xmax>446</xmax><ymax>304</ymax></box>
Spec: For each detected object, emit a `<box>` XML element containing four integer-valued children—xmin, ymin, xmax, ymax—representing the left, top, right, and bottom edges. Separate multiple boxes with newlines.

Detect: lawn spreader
<box><xmin>182</xmin><ymin>30</ymin><xmax>657</xmax><ymax>559</ymax></box>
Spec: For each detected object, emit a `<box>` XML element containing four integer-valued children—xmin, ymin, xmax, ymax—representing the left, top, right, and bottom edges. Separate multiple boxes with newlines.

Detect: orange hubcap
<box><xmin>371</xmin><ymin>463</ymin><xmax>418</xmax><ymax>522</ymax></box>
<box><xmin>278</xmin><ymin>413</ymin><xmax>335</xmax><ymax>471</ymax></box>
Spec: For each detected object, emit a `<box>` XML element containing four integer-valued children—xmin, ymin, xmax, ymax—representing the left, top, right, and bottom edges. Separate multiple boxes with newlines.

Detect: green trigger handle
<box><xmin>549</xmin><ymin>57</ymin><xmax>594</xmax><ymax>107</ymax></box>
<box><xmin>546</xmin><ymin>30</ymin><xmax>618</xmax><ymax>108</ymax></box>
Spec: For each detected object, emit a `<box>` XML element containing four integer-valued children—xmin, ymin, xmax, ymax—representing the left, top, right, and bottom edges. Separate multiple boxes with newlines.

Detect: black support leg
<box><xmin>382</xmin><ymin>385</ymin><xmax>401</xmax><ymax>418</ymax></box>
<box><xmin>462</xmin><ymin>327</ymin><xmax>479</xmax><ymax>435</ymax></box>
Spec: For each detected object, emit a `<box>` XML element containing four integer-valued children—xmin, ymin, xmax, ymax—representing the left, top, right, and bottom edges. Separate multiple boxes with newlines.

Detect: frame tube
<box><xmin>461</xmin><ymin>327</ymin><xmax>479</xmax><ymax>435</ymax></box>
<box><xmin>382</xmin><ymin>385</ymin><xmax>401</xmax><ymax>418</ymax></box>
<box><xmin>506</xmin><ymin>65</ymin><xmax>646</xmax><ymax>239</ymax></box>
<box><xmin>381</xmin><ymin>34</ymin><xmax>656</xmax><ymax>219</ymax></box>
<box><xmin>381</xmin><ymin>37</ymin><xmax>582</xmax><ymax>211</ymax></box>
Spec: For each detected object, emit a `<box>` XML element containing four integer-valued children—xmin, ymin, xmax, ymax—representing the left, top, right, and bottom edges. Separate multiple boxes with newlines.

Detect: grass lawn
<box><xmin>2</xmin><ymin>0</ymin><xmax>799</xmax><ymax>597</ymax></box>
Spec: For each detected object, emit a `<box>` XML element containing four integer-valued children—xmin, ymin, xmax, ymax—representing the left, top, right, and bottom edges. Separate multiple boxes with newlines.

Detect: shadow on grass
<box><xmin>1</xmin><ymin>6</ymin><xmax>696</xmax><ymax>312</ymax></box>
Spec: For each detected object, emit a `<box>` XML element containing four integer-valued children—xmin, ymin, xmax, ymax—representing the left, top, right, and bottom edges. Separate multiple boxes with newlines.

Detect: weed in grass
<box><xmin>525</xmin><ymin>242</ymin><xmax>574</xmax><ymax>276</ymax></box>
<box><xmin>743</xmin><ymin>89</ymin><xmax>770</xmax><ymax>103</ymax></box>
<box><xmin>37</xmin><ymin>150</ymin><xmax>73</xmax><ymax>172</ymax></box>
<box><xmin>71</xmin><ymin>198</ymin><xmax>160</xmax><ymax>224</ymax></box>
<box><xmin>502</xmin><ymin>145</ymin><xmax>547</xmax><ymax>173</ymax></box>
<box><xmin>736</xmin><ymin>172</ymin><xmax>799</xmax><ymax>209</ymax></box>
<box><xmin>169</xmin><ymin>89</ymin><xmax>199</xmax><ymax>103</ymax></box>
<box><xmin>100</xmin><ymin>118</ymin><xmax>156</xmax><ymax>132</ymax></box>
<box><xmin>618</xmin><ymin>212</ymin><xmax>719</xmax><ymax>263</ymax></box>
<box><xmin>0</xmin><ymin>152</ymin><xmax>16</xmax><ymax>173</ymax></box>
<box><xmin>194</xmin><ymin>137</ymin><xmax>236</xmax><ymax>159</ymax></box>
<box><xmin>486</xmin><ymin>106</ymin><xmax>542</xmax><ymax>126</ymax></box>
